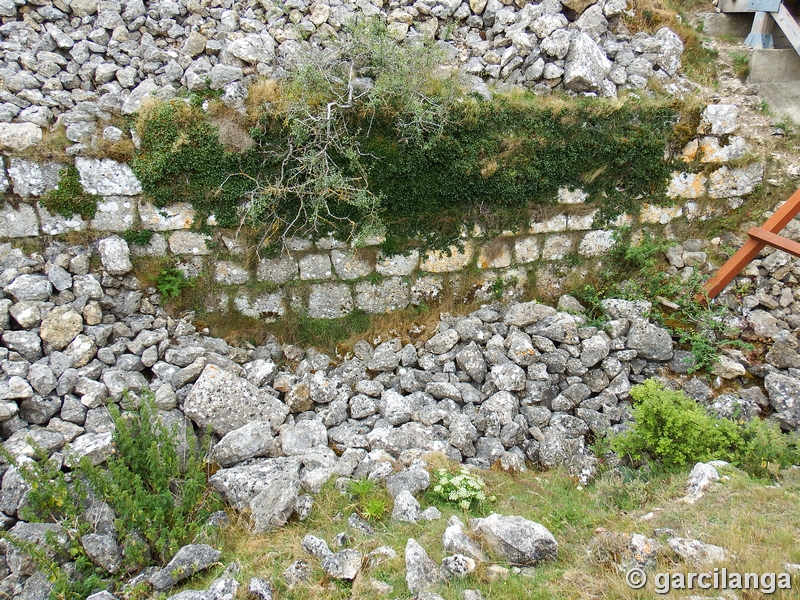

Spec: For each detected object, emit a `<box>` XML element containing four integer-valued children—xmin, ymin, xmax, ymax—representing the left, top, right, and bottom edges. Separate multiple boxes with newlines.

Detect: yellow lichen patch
<box><xmin>420</xmin><ymin>241</ymin><xmax>475</xmax><ymax>273</ymax></box>
<box><xmin>681</xmin><ymin>139</ymin><xmax>699</xmax><ymax>162</ymax></box>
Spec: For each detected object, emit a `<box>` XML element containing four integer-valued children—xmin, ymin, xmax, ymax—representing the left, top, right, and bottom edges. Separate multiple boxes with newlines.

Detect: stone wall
<box><xmin>4</xmin><ymin>231</ymin><xmax>800</xmax><ymax>596</ymax></box>
<box><xmin>0</xmin><ymin>0</ymin><xmax>692</xmax><ymax>154</ymax></box>
<box><xmin>0</xmin><ymin>102</ymin><xmax>768</xmax><ymax>321</ymax></box>
<box><xmin>1</xmin><ymin>222</ymin><xmax>800</xmax><ymax>597</ymax></box>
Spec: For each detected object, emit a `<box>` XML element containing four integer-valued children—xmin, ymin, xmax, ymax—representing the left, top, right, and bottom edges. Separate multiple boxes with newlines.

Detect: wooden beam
<box><xmin>760</xmin><ymin>186</ymin><xmax>800</xmax><ymax>233</ymax></box>
<box><xmin>702</xmin><ymin>238</ymin><xmax>767</xmax><ymax>299</ymax></box>
<box><xmin>772</xmin><ymin>2</ymin><xmax>800</xmax><ymax>54</ymax></box>
<box><xmin>745</xmin><ymin>11</ymin><xmax>775</xmax><ymax>48</ymax></box>
<box><xmin>747</xmin><ymin>226</ymin><xmax>800</xmax><ymax>257</ymax></box>
<box><xmin>702</xmin><ymin>187</ymin><xmax>800</xmax><ymax>299</ymax></box>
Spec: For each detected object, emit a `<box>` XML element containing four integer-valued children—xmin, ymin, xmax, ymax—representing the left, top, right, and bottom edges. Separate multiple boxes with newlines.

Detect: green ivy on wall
<box><xmin>129</xmin><ymin>92</ymin><xmax>682</xmax><ymax>250</ymax></box>
<box><xmin>363</xmin><ymin>97</ymin><xmax>677</xmax><ymax>248</ymax></box>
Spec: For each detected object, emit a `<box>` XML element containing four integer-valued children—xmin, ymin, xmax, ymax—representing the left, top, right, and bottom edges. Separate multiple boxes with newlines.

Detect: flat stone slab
<box><xmin>138</xmin><ymin>201</ymin><xmax>195</xmax><ymax>231</ymax></box>
<box><xmin>76</xmin><ymin>158</ymin><xmax>142</xmax><ymax>196</ymax></box>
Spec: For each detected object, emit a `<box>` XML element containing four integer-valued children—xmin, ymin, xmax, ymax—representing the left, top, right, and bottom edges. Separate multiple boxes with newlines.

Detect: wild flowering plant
<box><xmin>431</xmin><ymin>468</ymin><xmax>494</xmax><ymax>510</ymax></box>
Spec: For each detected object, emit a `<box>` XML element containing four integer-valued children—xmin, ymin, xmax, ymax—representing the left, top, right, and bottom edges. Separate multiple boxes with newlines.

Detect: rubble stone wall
<box><xmin>6</xmin><ymin>227</ymin><xmax>800</xmax><ymax>595</ymax></box>
<box><xmin>0</xmin><ymin>102</ymin><xmax>768</xmax><ymax>320</ymax></box>
<box><xmin>0</xmin><ymin>0</ymin><xmax>692</xmax><ymax>155</ymax></box>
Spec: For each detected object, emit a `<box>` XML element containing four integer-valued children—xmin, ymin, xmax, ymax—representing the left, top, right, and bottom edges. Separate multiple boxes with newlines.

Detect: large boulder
<box><xmin>227</xmin><ymin>33</ymin><xmax>276</xmax><ymax>64</ymax></box>
<box><xmin>764</xmin><ymin>372</ymin><xmax>800</xmax><ymax>430</ymax></box>
<box><xmin>4</xmin><ymin>274</ymin><xmax>52</xmax><ymax>301</ymax></box>
<box><xmin>442</xmin><ymin>516</ymin><xmax>487</xmax><ymax>562</ymax></box>
<box><xmin>210</xmin><ymin>421</ymin><xmax>278</xmax><ymax>467</ymax></box>
<box><xmin>249</xmin><ymin>478</ymin><xmax>301</xmax><ymax>533</ymax></box>
<box><xmin>148</xmin><ymin>544</ymin><xmax>221</xmax><ymax>591</ymax></box>
<box><xmin>386</xmin><ymin>465</ymin><xmax>430</xmax><ymax>499</ymax></box>
<box><xmin>504</xmin><ymin>301</ymin><xmax>556</xmax><ymax>327</ymax></box>
<box><xmin>527</xmin><ymin>313</ymin><xmax>579</xmax><ymax>344</ymax></box>
<box><xmin>683</xmin><ymin>462</ymin><xmax>719</xmax><ymax>504</ymax></box>
<box><xmin>121</xmin><ymin>80</ymin><xmax>161</xmax><ymax>115</ymax></box>
<box><xmin>655</xmin><ymin>27</ymin><xmax>683</xmax><ymax>76</ymax></box>
<box><xmin>98</xmin><ymin>236</ymin><xmax>132</xmax><ymax>275</ymax></box>
<box><xmin>667</xmin><ymin>537</ymin><xmax>730</xmax><ymax>568</ymax></box>
<box><xmin>279</xmin><ymin>419</ymin><xmax>328</xmax><ymax>455</ymax></box>
<box><xmin>405</xmin><ymin>538</ymin><xmax>440</xmax><ymax>593</ymax></box>
<box><xmin>321</xmin><ymin>549</ymin><xmax>363</xmax><ymax>580</ymax></box>
<box><xmin>183</xmin><ymin>365</ymin><xmax>289</xmax><ymax>436</ymax></box>
<box><xmin>0</xmin><ymin>123</ymin><xmax>42</xmax><ymax>151</ymax></box>
<box><xmin>564</xmin><ymin>32</ymin><xmax>611</xmax><ymax>92</ymax></box>
<box><xmin>208</xmin><ymin>457</ymin><xmax>302</xmax><ymax>509</ymax></box>
<box><xmin>626</xmin><ymin>319</ymin><xmax>673</xmax><ymax>361</ymax></box>
<box><xmin>40</xmin><ymin>307</ymin><xmax>83</xmax><ymax>350</ymax></box>
<box><xmin>471</xmin><ymin>514</ymin><xmax>557</xmax><ymax>565</ymax></box>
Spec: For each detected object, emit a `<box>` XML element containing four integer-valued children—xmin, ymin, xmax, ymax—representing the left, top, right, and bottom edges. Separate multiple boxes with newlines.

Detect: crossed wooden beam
<box><xmin>703</xmin><ymin>187</ymin><xmax>800</xmax><ymax>299</ymax></box>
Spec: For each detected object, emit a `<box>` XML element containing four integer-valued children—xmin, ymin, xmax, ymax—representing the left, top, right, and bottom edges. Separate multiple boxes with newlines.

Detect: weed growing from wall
<box><xmin>365</xmin><ymin>96</ymin><xmax>677</xmax><ymax>249</ymax></box>
<box><xmin>573</xmin><ymin>228</ymin><xmax>750</xmax><ymax>373</ymax></box>
<box><xmin>155</xmin><ymin>265</ymin><xmax>195</xmax><ymax>299</ymax></box>
<box><xmin>40</xmin><ymin>165</ymin><xmax>100</xmax><ymax>220</ymax></box>
<box><xmin>121</xmin><ymin>228</ymin><xmax>154</xmax><ymax>247</ymax></box>
<box><xmin>130</xmin><ymin>100</ymin><xmax>263</xmax><ymax>227</ymax></box>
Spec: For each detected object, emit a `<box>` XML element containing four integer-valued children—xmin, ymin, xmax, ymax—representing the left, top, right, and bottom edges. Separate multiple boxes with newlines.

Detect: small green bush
<box><xmin>4</xmin><ymin>391</ymin><xmax>223</xmax><ymax>597</ymax></box>
<box><xmin>612</xmin><ymin>379</ymin><xmax>800</xmax><ymax>477</ymax></box>
<box><xmin>737</xmin><ymin>417</ymin><xmax>800</xmax><ymax>479</ymax></box>
<box><xmin>83</xmin><ymin>394</ymin><xmax>223</xmax><ymax>564</ymax></box>
<box><xmin>155</xmin><ymin>266</ymin><xmax>194</xmax><ymax>299</ymax></box>
<box><xmin>612</xmin><ymin>379</ymin><xmax>744</xmax><ymax>469</ymax></box>
<box><xmin>40</xmin><ymin>165</ymin><xmax>100</xmax><ymax>220</ymax></box>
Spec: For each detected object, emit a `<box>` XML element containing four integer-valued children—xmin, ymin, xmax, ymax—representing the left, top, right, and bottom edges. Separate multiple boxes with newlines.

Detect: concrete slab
<box><xmin>697</xmin><ymin>11</ymin><xmax>753</xmax><ymax>37</ymax></box>
<box><xmin>697</xmin><ymin>12</ymin><xmax>793</xmax><ymax>48</ymax></box>
<box><xmin>749</xmin><ymin>48</ymin><xmax>800</xmax><ymax>81</ymax></box>
<box><xmin>757</xmin><ymin>82</ymin><xmax>800</xmax><ymax>124</ymax></box>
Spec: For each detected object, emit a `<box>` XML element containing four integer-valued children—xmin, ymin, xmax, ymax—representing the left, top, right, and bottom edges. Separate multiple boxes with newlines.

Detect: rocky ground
<box><xmin>1</xmin><ymin>229</ymin><xmax>800</xmax><ymax>597</ymax></box>
<box><xmin>683</xmin><ymin>18</ymin><xmax>800</xmax><ymax>184</ymax></box>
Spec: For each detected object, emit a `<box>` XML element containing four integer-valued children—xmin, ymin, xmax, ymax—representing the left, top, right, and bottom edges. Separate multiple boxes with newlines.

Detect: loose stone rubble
<box><xmin>0</xmin><ymin>0</ymin><xmax>691</xmax><ymax>153</ymax></box>
<box><xmin>0</xmin><ymin>233</ymin><xmax>798</xmax><ymax>596</ymax></box>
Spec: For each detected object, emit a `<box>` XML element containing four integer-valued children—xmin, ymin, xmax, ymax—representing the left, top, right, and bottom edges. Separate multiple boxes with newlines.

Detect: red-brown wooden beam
<box><xmin>701</xmin><ymin>187</ymin><xmax>800</xmax><ymax>300</ymax></box>
<box><xmin>747</xmin><ymin>227</ymin><xmax>800</xmax><ymax>258</ymax></box>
